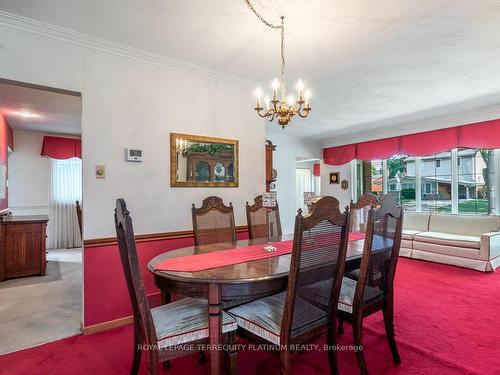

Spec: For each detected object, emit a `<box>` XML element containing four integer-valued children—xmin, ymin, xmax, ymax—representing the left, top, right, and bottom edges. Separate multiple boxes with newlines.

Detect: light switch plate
<box><xmin>96</xmin><ymin>165</ymin><xmax>105</xmax><ymax>179</ymax></box>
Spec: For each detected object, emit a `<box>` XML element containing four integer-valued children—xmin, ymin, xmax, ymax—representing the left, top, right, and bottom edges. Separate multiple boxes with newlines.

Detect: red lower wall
<box><xmin>83</xmin><ymin>231</ymin><xmax>248</xmax><ymax>327</ymax></box>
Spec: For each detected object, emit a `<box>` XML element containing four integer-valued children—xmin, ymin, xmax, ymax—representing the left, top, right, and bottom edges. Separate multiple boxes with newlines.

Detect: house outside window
<box><xmin>364</xmin><ymin>148</ymin><xmax>498</xmax><ymax>215</ymax></box>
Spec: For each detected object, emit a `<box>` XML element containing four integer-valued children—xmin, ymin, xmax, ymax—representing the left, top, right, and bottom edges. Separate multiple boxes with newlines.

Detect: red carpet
<box><xmin>1</xmin><ymin>258</ymin><xmax>499</xmax><ymax>375</ymax></box>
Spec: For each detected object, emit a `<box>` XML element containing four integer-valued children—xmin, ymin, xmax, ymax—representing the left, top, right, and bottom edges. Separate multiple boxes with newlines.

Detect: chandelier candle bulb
<box><xmin>272</xmin><ymin>79</ymin><xmax>279</xmax><ymax>99</ymax></box>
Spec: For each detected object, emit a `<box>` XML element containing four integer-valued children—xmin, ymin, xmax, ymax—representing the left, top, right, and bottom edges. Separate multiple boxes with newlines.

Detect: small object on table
<box><xmin>262</xmin><ymin>192</ymin><xmax>277</xmax><ymax>252</ymax></box>
<box><xmin>304</xmin><ymin>191</ymin><xmax>316</xmax><ymax>212</ymax></box>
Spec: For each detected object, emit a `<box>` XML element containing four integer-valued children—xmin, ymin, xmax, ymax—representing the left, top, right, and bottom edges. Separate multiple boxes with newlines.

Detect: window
<box><xmin>370</xmin><ymin>159</ymin><xmax>384</xmax><ymax>196</ymax></box>
<box><xmin>355</xmin><ymin>149</ymin><xmax>499</xmax><ymax>215</ymax></box>
<box><xmin>49</xmin><ymin>158</ymin><xmax>82</xmax><ymax>249</ymax></box>
<box><xmin>385</xmin><ymin>154</ymin><xmax>414</xmax><ymax>210</ymax></box>
<box><xmin>52</xmin><ymin>158</ymin><xmax>82</xmax><ymax>203</ymax></box>
<box><xmin>457</xmin><ymin>148</ymin><xmax>495</xmax><ymax>215</ymax></box>
<box><xmin>420</xmin><ymin>153</ymin><xmax>452</xmax><ymax>213</ymax></box>
<box><xmin>355</xmin><ymin>160</ymin><xmax>363</xmax><ymax>199</ymax></box>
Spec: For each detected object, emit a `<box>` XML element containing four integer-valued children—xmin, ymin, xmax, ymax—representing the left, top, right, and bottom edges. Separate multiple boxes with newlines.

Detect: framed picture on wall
<box><xmin>341</xmin><ymin>179</ymin><xmax>349</xmax><ymax>190</ymax></box>
<box><xmin>329</xmin><ymin>172</ymin><xmax>340</xmax><ymax>184</ymax></box>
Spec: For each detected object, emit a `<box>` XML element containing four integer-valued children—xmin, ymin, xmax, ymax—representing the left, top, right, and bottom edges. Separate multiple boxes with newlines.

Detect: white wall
<box><xmin>0</xmin><ymin>24</ymin><xmax>265</xmax><ymax>239</ymax></box>
<box><xmin>266</xmin><ymin>131</ymin><xmax>321</xmax><ymax>234</ymax></box>
<box><xmin>8</xmin><ymin>130</ymin><xmax>51</xmax><ymax>215</ymax></box>
<box><xmin>320</xmin><ymin>161</ymin><xmax>353</xmax><ymax>209</ymax></box>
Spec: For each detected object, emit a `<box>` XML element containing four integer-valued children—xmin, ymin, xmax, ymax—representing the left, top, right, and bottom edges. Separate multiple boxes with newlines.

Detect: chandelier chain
<box><xmin>245</xmin><ymin>0</ymin><xmax>311</xmax><ymax>128</ymax></box>
<box><xmin>243</xmin><ymin>1</ymin><xmax>286</xmax><ymax>90</ymax></box>
<box><xmin>243</xmin><ymin>0</ymin><xmax>282</xmax><ymax>29</ymax></box>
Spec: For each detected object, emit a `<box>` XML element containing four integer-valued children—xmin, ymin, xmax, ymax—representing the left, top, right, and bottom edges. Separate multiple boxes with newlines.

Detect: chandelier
<box><xmin>245</xmin><ymin>1</ymin><xmax>312</xmax><ymax>129</ymax></box>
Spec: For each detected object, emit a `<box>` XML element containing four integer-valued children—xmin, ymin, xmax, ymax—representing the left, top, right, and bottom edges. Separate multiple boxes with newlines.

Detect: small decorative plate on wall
<box><xmin>329</xmin><ymin>172</ymin><xmax>340</xmax><ymax>184</ymax></box>
<box><xmin>341</xmin><ymin>179</ymin><xmax>349</xmax><ymax>190</ymax></box>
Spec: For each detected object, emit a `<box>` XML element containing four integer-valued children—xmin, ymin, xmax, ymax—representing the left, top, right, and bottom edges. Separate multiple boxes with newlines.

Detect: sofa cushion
<box><xmin>411</xmin><ymin>249</ymin><xmax>492</xmax><ymax>271</ymax></box>
<box><xmin>402</xmin><ymin>229</ymin><xmax>421</xmax><ymax>240</ymax></box>
<box><xmin>401</xmin><ymin>239</ymin><xmax>413</xmax><ymax>249</ymax></box>
<box><xmin>412</xmin><ymin>241</ymin><xmax>480</xmax><ymax>259</ymax></box>
<box><xmin>404</xmin><ymin>212</ymin><xmax>430</xmax><ymax>232</ymax></box>
<box><xmin>428</xmin><ymin>214</ymin><xmax>499</xmax><ymax>237</ymax></box>
<box><xmin>414</xmin><ymin>231</ymin><xmax>480</xmax><ymax>249</ymax></box>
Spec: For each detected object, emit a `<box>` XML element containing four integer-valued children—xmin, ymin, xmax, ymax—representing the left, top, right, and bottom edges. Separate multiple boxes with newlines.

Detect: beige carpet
<box><xmin>0</xmin><ymin>248</ymin><xmax>82</xmax><ymax>354</ymax></box>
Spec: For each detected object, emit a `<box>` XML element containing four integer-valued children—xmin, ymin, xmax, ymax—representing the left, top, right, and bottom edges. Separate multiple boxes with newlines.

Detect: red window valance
<box><xmin>41</xmin><ymin>136</ymin><xmax>81</xmax><ymax>159</ymax></box>
<box><xmin>313</xmin><ymin>163</ymin><xmax>321</xmax><ymax>177</ymax></box>
<box><xmin>323</xmin><ymin>118</ymin><xmax>500</xmax><ymax>165</ymax></box>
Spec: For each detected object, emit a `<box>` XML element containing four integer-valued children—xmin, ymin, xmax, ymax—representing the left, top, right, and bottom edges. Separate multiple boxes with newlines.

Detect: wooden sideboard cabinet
<box><xmin>0</xmin><ymin>215</ymin><xmax>49</xmax><ymax>281</ymax></box>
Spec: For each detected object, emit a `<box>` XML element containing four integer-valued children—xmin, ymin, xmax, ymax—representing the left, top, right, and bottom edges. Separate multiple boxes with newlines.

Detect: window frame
<box><xmin>350</xmin><ymin>148</ymin><xmax>500</xmax><ymax>215</ymax></box>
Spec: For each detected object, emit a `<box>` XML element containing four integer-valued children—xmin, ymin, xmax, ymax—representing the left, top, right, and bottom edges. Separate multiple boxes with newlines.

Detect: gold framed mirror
<box><xmin>170</xmin><ymin>133</ymin><xmax>239</xmax><ymax>187</ymax></box>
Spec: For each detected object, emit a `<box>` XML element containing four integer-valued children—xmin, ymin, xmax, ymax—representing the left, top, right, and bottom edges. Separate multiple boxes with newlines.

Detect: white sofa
<box><xmin>401</xmin><ymin>212</ymin><xmax>500</xmax><ymax>272</ymax></box>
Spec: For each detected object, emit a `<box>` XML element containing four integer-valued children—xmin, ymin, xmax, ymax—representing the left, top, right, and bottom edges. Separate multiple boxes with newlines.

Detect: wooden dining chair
<box><xmin>192</xmin><ymin>196</ymin><xmax>237</xmax><ymax>246</ymax></box>
<box><xmin>75</xmin><ymin>200</ymin><xmax>83</xmax><ymax>238</ymax></box>
<box><xmin>114</xmin><ymin>199</ymin><xmax>238</xmax><ymax>375</ymax></box>
<box><xmin>338</xmin><ymin>195</ymin><xmax>404</xmax><ymax>375</ymax></box>
<box><xmin>246</xmin><ymin>195</ymin><xmax>282</xmax><ymax>239</ymax></box>
<box><xmin>345</xmin><ymin>193</ymin><xmax>381</xmax><ymax>282</ymax></box>
<box><xmin>227</xmin><ymin>196</ymin><xmax>350</xmax><ymax>375</ymax></box>
<box><xmin>349</xmin><ymin>193</ymin><xmax>380</xmax><ymax>233</ymax></box>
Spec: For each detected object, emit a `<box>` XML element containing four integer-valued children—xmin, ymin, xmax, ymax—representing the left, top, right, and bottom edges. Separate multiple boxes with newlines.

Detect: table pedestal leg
<box><xmin>208</xmin><ymin>283</ymin><xmax>223</xmax><ymax>375</ymax></box>
<box><xmin>160</xmin><ymin>290</ymin><xmax>171</xmax><ymax>305</ymax></box>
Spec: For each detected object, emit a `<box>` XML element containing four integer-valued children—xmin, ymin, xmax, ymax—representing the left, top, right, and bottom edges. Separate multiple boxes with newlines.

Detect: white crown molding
<box><xmin>0</xmin><ymin>11</ymin><xmax>256</xmax><ymax>89</ymax></box>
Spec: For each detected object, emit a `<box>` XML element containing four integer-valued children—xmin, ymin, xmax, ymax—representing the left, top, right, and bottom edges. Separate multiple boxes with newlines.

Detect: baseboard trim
<box><xmin>82</xmin><ymin>315</ymin><xmax>133</xmax><ymax>335</ymax></box>
<box><xmin>84</xmin><ymin>225</ymin><xmax>248</xmax><ymax>248</ymax></box>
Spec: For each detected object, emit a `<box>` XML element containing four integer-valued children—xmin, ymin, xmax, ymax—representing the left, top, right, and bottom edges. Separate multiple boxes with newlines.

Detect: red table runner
<box><xmin>154</xmin><ymin>232</ymin><xmax>365</xmax><ymax>273</ymax></box>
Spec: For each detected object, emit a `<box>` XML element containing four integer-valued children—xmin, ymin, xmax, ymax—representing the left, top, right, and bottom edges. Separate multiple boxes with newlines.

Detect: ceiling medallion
<box><xmin>245</xmin><ymin>1</ymin><xmax>312</xmax><ymax>129</ymax></box>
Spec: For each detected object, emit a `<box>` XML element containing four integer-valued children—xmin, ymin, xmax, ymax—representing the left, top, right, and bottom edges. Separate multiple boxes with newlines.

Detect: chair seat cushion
<box><xmin>227</xmin><ymin>291</ymin><xmax>326</xmax><ymax>345</ymax></box>
<box><xmin>413</xmin><ymin>231</ymin><xmax>480</xmax><ymax>249</ymax></box>
<box><xmin>402</xmin><ymin>229</ymin><xmax>422</xmax><ymax>240</ymax></box>
<box><xmin>338</xmin><ymin>277</ymin><xmax>383</xmax><ymax>313</ymax></box>
<box><xmin>152</xmin><ymin>298</ymin><xmax>236</xmax><ymax>348</ymax></box>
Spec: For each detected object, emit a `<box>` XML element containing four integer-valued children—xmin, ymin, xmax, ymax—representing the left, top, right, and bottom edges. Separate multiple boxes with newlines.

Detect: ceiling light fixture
<box><xmin>16</xmin><ymin>111</ymin><xmax>38</xmax><ymax>118</ymax></box>
<box><xmin>245</xmin><ymin>0</ymin><xmax>311</xmax><ymax>129</ymax></box>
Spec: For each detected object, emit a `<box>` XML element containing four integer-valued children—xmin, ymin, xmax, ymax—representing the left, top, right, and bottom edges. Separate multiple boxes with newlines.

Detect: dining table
<box><xmin>147</xmin><ymin>234</ymin><xmax>389</xmax><ymax>375</ymax></box>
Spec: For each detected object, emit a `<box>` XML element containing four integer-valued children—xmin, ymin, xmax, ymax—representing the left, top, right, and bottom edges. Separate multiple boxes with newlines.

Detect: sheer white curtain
<box><xmin>48</xmin><ymin>158</ymin><xmax>82</xmax><ymax>249</ymax></box>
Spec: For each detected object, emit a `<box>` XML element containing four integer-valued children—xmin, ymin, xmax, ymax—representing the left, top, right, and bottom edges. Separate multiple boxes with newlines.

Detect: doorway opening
<box><xmin>296</xmin><ymin>158</ymin><xmax>321</xmax><ymax>213</ymax></box>
<box><xmin>0</xmin><ymin>78</ymin><xmax>82</xmax><ymax>354</ymax></box>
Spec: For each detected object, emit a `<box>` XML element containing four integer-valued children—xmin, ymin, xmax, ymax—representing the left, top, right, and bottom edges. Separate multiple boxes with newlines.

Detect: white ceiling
<box><xmin>1</xmin><ymin>0</ymin><xmax>500</xmax><ymax>142</ymax></box>
<box><xmin>0</xmin><ymin>82</ymin><xmax>82</xmax><ymax>135</ymax></box>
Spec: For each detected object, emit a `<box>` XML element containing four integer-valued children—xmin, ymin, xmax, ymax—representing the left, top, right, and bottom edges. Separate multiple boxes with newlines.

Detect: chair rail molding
<box><xmin>0</xmin><ymin>11</ymin><xmax>256</xmax><ymax>89</ymax></box>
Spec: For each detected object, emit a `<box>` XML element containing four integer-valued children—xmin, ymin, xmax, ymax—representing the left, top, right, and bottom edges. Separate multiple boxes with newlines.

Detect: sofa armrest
<box><xmin>480</xmin><ymin>232</ymin><xmax>500</xmax><ymax>260</ymax></box>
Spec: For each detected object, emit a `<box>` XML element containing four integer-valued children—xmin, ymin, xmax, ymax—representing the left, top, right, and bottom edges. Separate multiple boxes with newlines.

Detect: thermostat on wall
<box><xmin>125</xmin><ymin>148</ymin><xmax>143</xmax><ymax>162</ymax></box>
